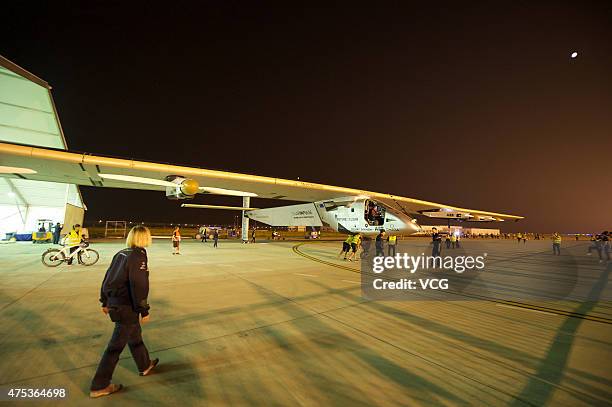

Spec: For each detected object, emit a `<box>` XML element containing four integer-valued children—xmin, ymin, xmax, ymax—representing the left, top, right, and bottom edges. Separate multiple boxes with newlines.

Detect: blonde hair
<box><xmin>126</xmin><ymin>225</ymin><xmax>152</xmax><ymax>248</ymax></box>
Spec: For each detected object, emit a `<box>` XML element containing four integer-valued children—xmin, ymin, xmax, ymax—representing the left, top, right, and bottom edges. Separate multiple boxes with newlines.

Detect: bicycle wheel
<box><xmin>79</xmin><ymin>249</ymin><xmax>100</xmax><ymax>266</ymax></box>
<box><xmin>42</xmin><ymin>249</ymin><xmax>65</xmax><ymax>267</ymax></box>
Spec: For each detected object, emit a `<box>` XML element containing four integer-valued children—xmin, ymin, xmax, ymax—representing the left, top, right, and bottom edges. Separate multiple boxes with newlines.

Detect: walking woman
<box><xmin>90</xmin><ymin>225</ymin><xmax>159</xmax><ymax>398</ymax></box>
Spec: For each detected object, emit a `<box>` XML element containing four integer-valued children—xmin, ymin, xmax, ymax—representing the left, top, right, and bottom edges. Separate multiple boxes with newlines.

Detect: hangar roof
<box><xmin>0</xmin><ymin>55</ymin><xmax>84</xmax><ymax>209</ymax></box>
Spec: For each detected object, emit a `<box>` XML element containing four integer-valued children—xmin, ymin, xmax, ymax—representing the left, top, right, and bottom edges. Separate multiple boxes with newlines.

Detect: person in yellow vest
<box><xmin>347</xmin><ymin>233</ymin><xmax>362</xmax><ymax>261</ymax></box>
<box><xmin>338</xmin><ymin>235</ymin><xmax>353</xmax><ymax>260</ymax></box>
<box><xmin>64</xmin><ymin>224</ymin><xmax>83</xmax><ymax>265</ymax></box>
<box><xmin>552</xmin><ymin>233</ymin><xmax>562</xmax><ymax>255</ymax></box>
<box><xmin>387</xmin><ymin>234</ymin><xmax>397</xmax><ymax>256</ymax></box>
<box><xmin>450</xmin><ymin>234</ymin><xmax>457</xmax><ymax>249</ymax></box>
<box><xmin>517</xmin><ymin>232</ymin><xmax>522</xmax><ymax>243</ymax></box>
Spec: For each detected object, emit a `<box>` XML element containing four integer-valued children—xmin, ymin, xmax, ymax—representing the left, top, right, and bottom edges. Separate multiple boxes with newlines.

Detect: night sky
<box><xmin>3</xmin><ymin>1</ymin><xmax>611</xmax><ymax>232</ymax></box>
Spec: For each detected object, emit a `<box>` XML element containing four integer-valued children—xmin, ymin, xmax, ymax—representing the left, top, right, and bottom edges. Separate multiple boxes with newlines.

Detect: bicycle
<box><xmin>41</xmin><ymin>241</ymin><xmax>100</xmax><ymax>267</ymax></box>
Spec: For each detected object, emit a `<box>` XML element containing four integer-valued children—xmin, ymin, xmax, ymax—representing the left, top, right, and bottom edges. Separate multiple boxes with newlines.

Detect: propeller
<box><xmin>98</xmin><ymin>173</ymin><xmax>257</xmax><ymax>197</ymax></box>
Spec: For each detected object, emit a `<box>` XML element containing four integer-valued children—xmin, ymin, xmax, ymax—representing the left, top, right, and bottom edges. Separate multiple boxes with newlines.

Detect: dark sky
<box><xmin>3</xmin><ymin>1</ymin><xmax>611</xmax><ymax>232</ymax></box>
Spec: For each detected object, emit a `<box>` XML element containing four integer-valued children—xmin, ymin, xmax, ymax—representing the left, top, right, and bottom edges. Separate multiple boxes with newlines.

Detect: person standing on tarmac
<box><xmin>251</xmin><ymin>229</ymin><xmax>256</xmax><ymax>243</ymax></box>
<box><xmin>52</xmin><ymin>222</ymin><xmax>62</xmax><ymax>245</ymax></box>
<box><xmin>213</xmin><ymin>229</ymin><xmax>219</xmax><ymax>248</ymax></box>
<box><xmin>431</xmin><ymin>227</ymin><xmax>442</xmax><ymax>257</ymax></box>
<box><xmin>387</xmin><ymin>234</ymin><xmax>397</xmax><ymax>256</ymax></box>
<box><xmin>198</xmin><ymin>225</ymin><xmax>206</xmax><ymax>243</ymax></box>
<box><xmin>552</xmin><ymin>232</ymin><xmax>562</xmax><ymax>255</ymax></box>
<box><xmin>90</xmin><ymin>226</ymin><xmax>158</xmax><ymax>398</ymax></box>
<box><xmin>375</xmin><ymin>231</ymin><xmax>385</xmax><ymax>257</ymax></box>
<box><xmin>602</xmin><ymin>231</ymin><xmax>610</xmax><ymax>263</ymax></box>
<box><xmin>450</xmin><ymin>234</ymin><xmax>457</xmax><ymax>249</ymax></box>
<box><xmin>517</xmin><ymin>232</ymin><xmax>522</xmax><ymax>243</ymax></box>
<box><xmin>172</xmin><ymin>226</ymin><xmax>181</xmax><ymax>255</ymax></box>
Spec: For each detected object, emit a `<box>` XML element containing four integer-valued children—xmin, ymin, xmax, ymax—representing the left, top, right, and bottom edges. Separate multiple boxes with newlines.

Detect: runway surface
<box><xmin>0</xmin><ymin>239</ymin><xmax>610</xmax><ymax>406</ymax></box>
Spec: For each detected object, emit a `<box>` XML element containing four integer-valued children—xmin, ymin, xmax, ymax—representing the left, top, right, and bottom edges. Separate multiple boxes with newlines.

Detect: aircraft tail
<box><xmin>245</xmin><ymin>203</ymin><xmax>323</xmax><ymax>227</ymax></box>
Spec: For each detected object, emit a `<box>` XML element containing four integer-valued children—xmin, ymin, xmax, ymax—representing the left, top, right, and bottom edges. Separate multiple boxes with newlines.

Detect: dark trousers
<box><xmin>432</xmin><ymin>241</ymin><xmax>441</xmax><ymax>257</ymax></box>
<box><xmin>553</xmin><ymin>243</ymin><xmax>561</xmax><ymax>255</ymax></box>
<box><xmin>375</xmin><ymin>245</ymin><xmax>384</xmax><ymax>257</ymax></box>
<box><xmin>91</xmin><ymin>306</ymin><xmax>150</xmax><ymax>391</ymax></box>
<box><xmin>67</xmin><ymin>246</ymin><xmax>78</xmax><ymax>265</ymax></box>
<box><xmin>214</xmin><ymin>239</ymin><xmax>218</xmax><ymax>247</ymax></box>
<box><xmin>388</xmin><ymin>245</ymin><xmax>396</xmax><ymax>256</ymax></box>
<box><xmin>53</xmin><ymin>233</ymin><xmax>60</xmax><ymax>245</ymax></box>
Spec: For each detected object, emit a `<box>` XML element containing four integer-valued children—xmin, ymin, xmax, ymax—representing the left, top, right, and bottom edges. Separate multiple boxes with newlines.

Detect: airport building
<box><xmin>0</xmin><ymin>56</ymin><xmax>85</xmax><ymax>240</ymax></box>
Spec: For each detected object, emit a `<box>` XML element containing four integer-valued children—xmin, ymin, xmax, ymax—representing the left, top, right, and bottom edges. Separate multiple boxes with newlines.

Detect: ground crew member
<box><xmin>198</xmin><ymin>225</ymin><xmax>206</xmax><ymax>243</ymax></box>
<box><xmin>517</xmin><ymin>232</ymin><xmax>522</xmax><ymax>243</ymax></box>
<box><xmin>456</xmin><ymin>234</ymin><xmax>461</xmax><ymax>248</ymax></box>
<box><xmin>431</xmin><ymin>227</ymin><xmax>442</xmax><ymax>257</ymax></box>
<box><xmin>450</xmin><ymin>234</ymin><xmax>457</xmax><ymax>249</ymax></box>
<box><xmin>90</xmin><ymin>226</ymin><xmax>158</xmax><ymax>398</ymax></box>
<box><xmin>172</xmin><ymin>226</ymin><xmax>181</xmax><ymax>255</ymax></box>
<box><xmin>52</xmin><ymin>222</ymin><xmax>62</xmax><ymax>245</ymax></box>
<box><xmin>587</xmin><ymin>233</ymin><xmax>602</xmax><ymax>259</ymax></box>
<box><xmin>375</xmin><ymin>231</ymin><xmax>385</xmax><ymax>257</ymax></box>
<box><xmin>64</xmin><ymin>224</ymin><xmax>83</xmax><ymax>265</ymax></box>
<box><xmin>339</xmin><ymin>235</ymin><xmax>352</xmax><ymax>259</ymax></box>
<box><xmin>552</xmin><ymin>232</ymin><xmax>562</xmax><ymax>255</ymax></box>
<box><xmin>445</xmin><ymin>235</ymin><xmax>451</xmax><ymax>249</ymax></box>
<box><xmin>251</xmin><ymin>229</ymin><xmax>256</xmax><ymax>243</ymax></box>
<box><xmin>387</xmin><ymin>234</ymin><xmax>397</xmax><ymax>256</ymax></box>
<box><xmin>347</xmin><ymin>233</ymin><xmax>361</xmax><ymax>261</ymax></box>
<box><xmin>213</xmin><ymin>229</ymin><xmax>219</xmax><ymax>248</ymax></box>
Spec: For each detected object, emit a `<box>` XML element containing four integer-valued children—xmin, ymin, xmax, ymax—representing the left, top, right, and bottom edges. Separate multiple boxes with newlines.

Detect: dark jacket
<box><xmin>99</xmin><ymin>247</ymin><xmax>150</xmax><ymax>316</ymax></box>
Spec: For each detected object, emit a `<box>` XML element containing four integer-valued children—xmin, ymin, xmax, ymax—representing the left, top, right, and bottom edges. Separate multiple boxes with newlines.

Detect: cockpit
<box><xmin>364</xmin><ymin>200</ymin><xmax>385</xmax><ymax>226</ymax></box>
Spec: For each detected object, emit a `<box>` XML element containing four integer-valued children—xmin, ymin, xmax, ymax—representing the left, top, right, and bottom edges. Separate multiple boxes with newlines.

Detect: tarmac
<box><xmin>0</xmin><ymin>238</ymin><xmax>611</xmax><ymax>406</ymax></box>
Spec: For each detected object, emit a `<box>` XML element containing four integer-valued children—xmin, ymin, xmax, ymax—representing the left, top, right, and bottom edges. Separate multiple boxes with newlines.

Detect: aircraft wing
<box><xmin>0</xmin><ymin>142</ymin><xmax>523</xmax><ymax>221</ymax></box>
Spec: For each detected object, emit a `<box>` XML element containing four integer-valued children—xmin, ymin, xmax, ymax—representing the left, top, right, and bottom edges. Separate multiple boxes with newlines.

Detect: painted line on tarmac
<box><xmin>496</xmin><ymin>303</ymin><xmax>554</xmax><ymax>316</ymax></box>
<box><xmin>294</xmin><ymin>273</ymin><xmax>317</xmax><ymax>277</ymax></box>
<box><xmin>342</xmin><ymin>280</ymin><xmax>361</xmax><ymax>284</ymax></box>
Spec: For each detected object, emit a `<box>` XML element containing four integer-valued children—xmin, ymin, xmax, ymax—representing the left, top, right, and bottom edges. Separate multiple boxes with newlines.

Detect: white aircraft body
<box><xmin>0</xmin><ymin>142</ymin><xmax>523</xmax><ymax>235</ymax></box>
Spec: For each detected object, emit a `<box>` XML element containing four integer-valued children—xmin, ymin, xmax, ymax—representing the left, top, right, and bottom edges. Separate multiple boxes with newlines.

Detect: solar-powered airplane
<box><xmin>0</xmin><ymin>142</ymin><xmax>523</xmax><ymax>236</ymax></box>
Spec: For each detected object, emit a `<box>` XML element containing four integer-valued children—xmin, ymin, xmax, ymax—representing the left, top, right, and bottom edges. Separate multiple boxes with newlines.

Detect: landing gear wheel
<box><xmin>79</xmin><ymin>249</ymin><xmax>100</xmax><ymax>266</ymax></box>
<box><xmin>42</xmin><ymin>249</ymin><xmax>64</xmax><ymax>267</ymax></box>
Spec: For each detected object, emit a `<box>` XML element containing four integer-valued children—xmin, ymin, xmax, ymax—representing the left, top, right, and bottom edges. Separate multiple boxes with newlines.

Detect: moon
<box><xmin>571</xmin><ymin>51</ymin><xmax>578</xmax><ymax>58</ymax></box>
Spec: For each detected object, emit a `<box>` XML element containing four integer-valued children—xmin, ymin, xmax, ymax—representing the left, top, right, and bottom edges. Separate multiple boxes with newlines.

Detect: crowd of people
<box><xmin>338</xmin><ymin>231</ymin><xmax>399</xmax><ymax>261</ymax></box>
<box><xmin>588</xmin><ymin>231</ymin><xmax>611</xmax><ymax>263</ymax></box>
